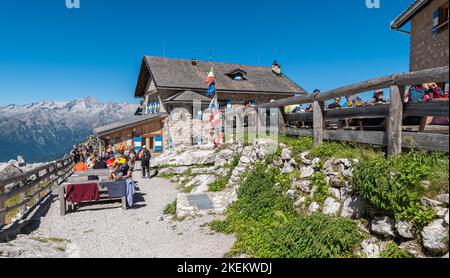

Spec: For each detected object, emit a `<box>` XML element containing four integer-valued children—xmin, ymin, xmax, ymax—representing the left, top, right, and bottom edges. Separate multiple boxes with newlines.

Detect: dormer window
<box><xmin>226</xmin><ymin>69</ymin><xmax>247</xmax><ymax>81</ymax></box>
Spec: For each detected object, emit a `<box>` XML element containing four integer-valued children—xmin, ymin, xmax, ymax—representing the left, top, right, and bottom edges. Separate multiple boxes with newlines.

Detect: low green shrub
<box><xmin>309</xmin><ymin>171</ymin><xmax>329</xmax><ymax>205</ymax></box>
<box><xmin>352</xmin><ymin>151</ymin><xmax>443</xmax><ymax>226</ymax></box>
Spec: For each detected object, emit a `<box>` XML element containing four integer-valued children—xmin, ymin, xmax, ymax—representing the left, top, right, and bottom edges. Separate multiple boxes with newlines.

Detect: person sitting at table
<box><xmin>106</xmin><ymin>156</ymin><xmax>115</xmax><ymax>168</ymax></box>
<box><xmin>328</xmin><ymin>97</ymin><xmax>341</xmax><ymax>109</ymax></box>
<box><xmin>111</xmin><ymin>160</ymin><xmax>132</xmax><ymax>180</ymax></box>
<box><xmin>367</xmin><ymin>90</ymin><xmax>387</xmax><ymax>105</ymax></box>
<box><xmin>93</xmin><ymin>156</ymin><xmax>108</xmax><ymax>169</ymax></box>
<box><xmin>86</xmin><ymin>154</ymin><xmax>96</xmax><ymax>168</ymax></box>
<box><xmin>408</xmin><ymin>83</ymin><xmax>444</xmax><ymax>102</ymax></box>
<box><xmin>73</xmin><ymin>160</ymin><xmax>88</xmax><ymax>172</ymax></box>
<box><xmin>407</xmin><ymin>83</ymin><xmax>447</xmax><ymax>131</ymax></box>
<box><xmin>343</xmin><ymin>95</ymin><xmax>356</xmax><ymax>108</ymax></box>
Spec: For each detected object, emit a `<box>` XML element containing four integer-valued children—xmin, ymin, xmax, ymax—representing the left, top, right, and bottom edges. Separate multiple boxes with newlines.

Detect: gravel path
<box><xmin>29</xmin><ymin>175</ymin><xmax>234</xmax><ymax>258</ymax></box>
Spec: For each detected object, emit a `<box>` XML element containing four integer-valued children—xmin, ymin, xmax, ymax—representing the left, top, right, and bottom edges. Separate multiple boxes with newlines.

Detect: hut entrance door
<box><xmin>144</xmin><ymin>137</ymin><xmax>154</xmax><ymax>150</ymax></box>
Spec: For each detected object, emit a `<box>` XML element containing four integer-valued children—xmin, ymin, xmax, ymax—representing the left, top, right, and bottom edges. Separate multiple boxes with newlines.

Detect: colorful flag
<box><xmin>206</xmin><ymin>81</ymin><xmax>216</xmax><ymax>97</ymax></box>
<box><xmin>205</xmin><ymin>67</ymin><xmax>215</xmax><ymax>84</ymax></box>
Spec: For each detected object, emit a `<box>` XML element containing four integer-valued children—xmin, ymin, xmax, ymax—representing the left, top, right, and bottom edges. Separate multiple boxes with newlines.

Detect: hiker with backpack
<box><xmin>139</xmin><ymin>145</ymin><xmax>152</xmax><ymax>178</ymax></box>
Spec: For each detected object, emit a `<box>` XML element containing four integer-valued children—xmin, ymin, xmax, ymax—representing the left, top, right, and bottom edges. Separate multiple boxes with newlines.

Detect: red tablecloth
<box><xmin>66</xmin><ymin>183</ymin><xmax>100</xmax><ymax>203</ymax></box>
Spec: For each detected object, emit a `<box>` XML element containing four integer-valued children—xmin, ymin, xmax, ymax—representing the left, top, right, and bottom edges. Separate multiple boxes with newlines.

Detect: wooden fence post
<box><xmin>387</xmin><ymin>85</ymin><xmax>403</xmax><ymax>156</ymax></box>
<box><xmin>0</xmin><ymin>186</ymin><xmax>5</xmax><ymax>226</ymax></box>
<box><xmin>313</xmin><ymin>101</ymin><xmax>325</xmax><ymax>145</ymax></box>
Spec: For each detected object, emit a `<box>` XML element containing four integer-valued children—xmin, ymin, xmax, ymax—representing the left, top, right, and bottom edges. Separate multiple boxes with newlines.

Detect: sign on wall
<box><xmin>134</xmin><ymin>137</ymin><xmax>142</xmax><ymax>151</ymax></box>
<box><xmin>155</xmin><ymin>136</ymin><xmax>163</xmax><ymax>151</ymax></box>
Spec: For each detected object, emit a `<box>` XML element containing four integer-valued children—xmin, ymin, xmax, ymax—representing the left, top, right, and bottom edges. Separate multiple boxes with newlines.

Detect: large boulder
<box><xmin>436</xmin><ymin>194</ymin><xmax>449</xmax><ymax>205</ymax></box>
<box><xmin>281</xmin><ymin>148</ymin><xmax>293</xmax><ymax>161</ymax></box>
<box><xmin>360</xmin><ymin>237</ymin><xmax>381</xmax><ymax>258</ymax></box>
<box><xmin>300</xmin><ymin>166</ymin><xmax>314</xmax><ymax>179</ymax></box>
<box><xmin>308</xmin><ymin>202</ymin><xmax>320</xmax><ymax>214</ymax></box>
<box><xmin>158</xmin><ymin>166</ymin><xmax>189</xmax><ymax>175</ymax></box>
<box><xmin>340</xmin><ymin>195</ymin><xmax>365</xmax><ymax>219</ymax></box>
<box><xmin>299</xmin><ymin>152</ymin><xmax>311</xmax><ymax>165</ymax></box>
<box><xmin>187</xmin><ymin>175</ymin><xmax>217</xmax><ymax>193</ymax></box>
<box><xmin>311</xmin><ymin>158</ymin><xmax>321</xmax><ymax>169</ymax></box>
<box><xmin>421</xmin><ymin>219</ymin><xmax>449</xmax><ymax>254</ymax></box>
<box><xmin>395</xmin><ymin>220</ymin><xmax>415</xmax><ymax>239</ymax></box>
<box><xmin>421</xmin><ymin>197</ymin><xmax>445</xmax><ymax>209</ymax></box>
<box><xmin>294</xmin><ymin>180</ymin><xmax>312</xmax><ymax>193</ymax></box>
<box><xmin>371</xmin><ymin>217</ymin><xmax>395</xmax><ymax>238</ymax></box>
<box><xmin>214</xmin><ymin>149</ymin><xmax>235</xmax><ymax>167</ymax></box>
<box><xmin>328</xmin><ymin>187</ymin><xmax>341</xmax><ymax>201</ymax></box>
<box><xmin>153</xmin><ymin>149</ymin><xmax>216</xmax><ymax>167</ymax></box>
<box><xmin>286</xmin><ymin>190</ymin><xmax>299</xmax><ymax>199</ymax></box>
<box><xmin>399</xmin><ymin>241</ymin><xmax>425</xmax><ymax>258</ymax></box>
<box><xmin>176</xmin><ymin>150</ymin><xmax>216</xmax><ymax>166</ymax></box>
<box><xmin>435</xmin><ymin>207</ymin><xmax>449</xmax><ymax>219</ymax></box>
<box><xmin>322</xmin><ymin>197</ymin><xmax>341</xmax><ymax>216</ymax></box>
<box><xmin>0</xmin><ymin>163</ymin><xmax>23</xmax><ymax>181</ymax></box>
<box><xmin>281</xmin><ymin>161</ymin><xmax>294</xmax><ymax>174</ymax></box>
<box><xmin>294</xmin><ymin>196</ymin><xmax>307</xmax><ymax>208</ymax></box>
<box><xmin>253</xmin><ymin>139</ymin><xmax>276</xmax><ymax>159</ymax></box>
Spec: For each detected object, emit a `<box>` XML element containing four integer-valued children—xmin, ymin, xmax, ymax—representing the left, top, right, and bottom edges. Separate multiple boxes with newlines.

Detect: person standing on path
<box><xmin>139</xmin><ymin>145</ymin><xmax>152</xmax><ymax>178</ymax></box>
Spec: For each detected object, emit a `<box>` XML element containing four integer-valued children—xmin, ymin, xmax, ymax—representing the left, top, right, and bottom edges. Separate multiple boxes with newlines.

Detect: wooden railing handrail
<box><xmin>285</xmin><ymin>99</ymin><xmax>449</xmax><ymax>122</ymax></box>
<box><xmin>0</xmin><ymin>155</ymin><xmax>75</xmax><ymax>227</ymax></box>
<box><xmin>0</xmin><ymin>156</ymin><xmax>73</xmax><ymax>189</ymax></box>
<box><xmin>257</xmin><ymin>66</ymin><xmax>449</xmax><ymax>109</ymax></box>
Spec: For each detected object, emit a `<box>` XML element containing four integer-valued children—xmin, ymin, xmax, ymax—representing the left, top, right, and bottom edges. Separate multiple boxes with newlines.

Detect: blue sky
<box><xmin>0</xmin><ymin>0</ymin><xmax>412</xmax><ymax>105</ymax></box>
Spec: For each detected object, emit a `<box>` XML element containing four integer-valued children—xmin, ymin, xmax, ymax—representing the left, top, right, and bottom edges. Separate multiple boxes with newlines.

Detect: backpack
<box><xmin>142</xmin><ymin>150</ymin><xmax>151</xmax><ymax>162</ymax></box>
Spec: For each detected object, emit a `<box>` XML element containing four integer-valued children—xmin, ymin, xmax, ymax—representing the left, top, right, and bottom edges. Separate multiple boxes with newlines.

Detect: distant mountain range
<box><xmin>0</xmin><ymin>97</ymin><xmax>138</xmax><ymax>163</ymax></box>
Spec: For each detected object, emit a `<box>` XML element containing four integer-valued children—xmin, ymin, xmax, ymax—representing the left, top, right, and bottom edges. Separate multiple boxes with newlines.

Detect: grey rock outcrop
<box><xmin>371</xmin><ymin>217</ymin><xmax>395</xmax><ymax>238</ymax></box>
<box><xmin>395</xmin><ymin>220</ymin><xmax>415</xmax><ymax>239</ymax></box>
<box><xmin>421</xmin><ymin>219</ymin><xmax>449</xmax><ymax>254</ymax></box>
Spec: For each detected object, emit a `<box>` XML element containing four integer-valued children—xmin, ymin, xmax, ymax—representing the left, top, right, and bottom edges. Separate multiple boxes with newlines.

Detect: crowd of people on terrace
<box><xmin>70</xmin><ymin>142</ymin><xmax>154</xmax><ymax>182</ymax></box>
<box><xmin>288</xmin><ymin>82</ymin><xmax>448</xmax><ymax>114</ymax></box>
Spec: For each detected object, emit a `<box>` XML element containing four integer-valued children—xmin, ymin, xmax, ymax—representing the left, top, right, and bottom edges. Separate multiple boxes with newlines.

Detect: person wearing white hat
<box><xmin>139</xmin><ymin>145</ymin><xmax>152</xmax><ymax>178</ymax></box>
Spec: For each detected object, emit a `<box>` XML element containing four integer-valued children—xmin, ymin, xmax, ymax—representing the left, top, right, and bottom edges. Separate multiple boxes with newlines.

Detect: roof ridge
<box><xmin>144</xmin><ymin>55</ymin><xmax>273</xmax><ymax>69</ymax></box>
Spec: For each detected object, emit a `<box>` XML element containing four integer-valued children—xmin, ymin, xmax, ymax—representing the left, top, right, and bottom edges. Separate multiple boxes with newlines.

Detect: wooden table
<box><xmin>59</xmin><ymin>170</ymin><xmax>127</xmax><ymax>216</ymax></box>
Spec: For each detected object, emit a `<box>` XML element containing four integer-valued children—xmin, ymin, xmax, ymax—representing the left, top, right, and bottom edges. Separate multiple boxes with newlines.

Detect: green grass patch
<box><xmin>163</xmin><ymin>200</ymin><xmax>177</xmax><ymax>215</ymax></box>
<box><xmin>180</xmin><ymin>184</ymin><xmax>196</xmax><ymax>193</ymax></box>
<box><xmin>210</xmin><ymin>162</ymin><xmax>363</xmax><ymax>258</ymax></box>
<box><xmin>380</xmin><ymin>242</ymin><xmax>413</xmax><ymax>258</ymax></box>
<box><xmin>209</xmin><ymin>155</ymin><xmax>241</xmax><ymax>192</ymax></box>
<box><xmin>279</xmin><ymin>134</ymin><xmax>382</xmax><ymax>160</ymax></box>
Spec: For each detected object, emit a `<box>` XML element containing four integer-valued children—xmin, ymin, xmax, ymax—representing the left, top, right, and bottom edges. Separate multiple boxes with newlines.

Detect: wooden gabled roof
<box><xmin>134</xmin><ymin>56</ymin><xmax>307</xmax><ymax>97</ymax></box>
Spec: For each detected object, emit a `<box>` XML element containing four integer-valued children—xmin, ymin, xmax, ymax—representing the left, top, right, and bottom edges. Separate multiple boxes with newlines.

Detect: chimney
<box><xmin>191</xmin><ymin>59</ymin><xmax>198</xmax><ymax>66</ymax></box>
<box><xmin>272</xmin><ymin>60</ymin><xmax>281</xmax><ymax>75</ymax></box>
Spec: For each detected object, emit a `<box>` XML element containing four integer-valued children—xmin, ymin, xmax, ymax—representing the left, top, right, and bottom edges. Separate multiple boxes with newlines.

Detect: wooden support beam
<box><xmin>313</xmin><ymin>101</ymin><xmax>325</xmax><ymax>145</ymax></box>
<box><xmin>386</xmin><ymin>86</ymin><xmax>403</xmax><ymax>156</ymax></box>
<box><xmin>285</xmin><ymin>127</ymin><xmax>449</xmax><ymax>153</ymax></box>
<box><xmin>278</xmin><ymin>107</ymin><xmax>287</xmax><ymax>133</ymax></box>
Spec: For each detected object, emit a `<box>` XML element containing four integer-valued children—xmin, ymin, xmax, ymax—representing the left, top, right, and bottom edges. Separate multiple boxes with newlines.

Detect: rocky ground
<box><xmin>152</xmin><ymin>140</ymin><xmax>449</xmax><ymax>259</ymax></box>
<box><xmin>0</xmin><ymin>175</ymin><xmax>234</xmax><ymax>258</ymax></box>
<box><xmin>1</xmin><ymin>141</ymin><xmax>448</xmax><ymax>258</ymax></box>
